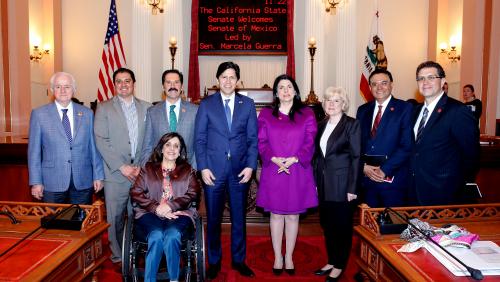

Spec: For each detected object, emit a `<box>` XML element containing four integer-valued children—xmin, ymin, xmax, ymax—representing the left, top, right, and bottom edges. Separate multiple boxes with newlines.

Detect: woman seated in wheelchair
<box><xmin>130</xmin><ymin>132</ymin><xmax>201</xmax><ymax>282</ymax></box>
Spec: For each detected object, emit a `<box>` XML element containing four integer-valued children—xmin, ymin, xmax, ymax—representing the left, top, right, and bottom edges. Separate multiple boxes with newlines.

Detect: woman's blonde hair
<box><xmin>323</xmin><ymin>86</ymin><xmax>349</xmax><ymax>112</ymax></box>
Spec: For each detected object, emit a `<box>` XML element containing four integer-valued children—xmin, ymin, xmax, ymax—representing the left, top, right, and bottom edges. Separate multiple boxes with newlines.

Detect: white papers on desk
<box><xmin>425</xmin><ymin>240</ymin><xmax>500</xmax><ymax>276</ymax></box>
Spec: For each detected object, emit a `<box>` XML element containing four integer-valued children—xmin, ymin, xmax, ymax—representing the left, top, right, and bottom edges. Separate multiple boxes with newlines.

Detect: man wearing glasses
<box><xmin>410</xmin><ymin>61</ymin><xmax>479</xmax><ymax>206</ymax></box>
<box><xmin>94</xmin><ymin>68</ymin><xmax>152</xmax><ymax>269</ymax></box>
<box><xmin>356</xmin><ymin>69</ymin><xmax>413</xmax><ymax>207</ymax></box>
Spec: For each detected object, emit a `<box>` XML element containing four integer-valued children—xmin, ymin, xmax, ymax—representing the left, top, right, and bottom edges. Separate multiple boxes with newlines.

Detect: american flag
<box><xmin>97</xmin><ymin>0</ymin><xmax>126</xmax><ymax>101</ymax></box>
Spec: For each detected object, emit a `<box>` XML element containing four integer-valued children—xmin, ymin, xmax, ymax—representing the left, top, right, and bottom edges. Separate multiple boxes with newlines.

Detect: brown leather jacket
<box><xmin>130</xmin><ymin>161</ymin><xmax>201</xmax><ymax>221</ymax></box>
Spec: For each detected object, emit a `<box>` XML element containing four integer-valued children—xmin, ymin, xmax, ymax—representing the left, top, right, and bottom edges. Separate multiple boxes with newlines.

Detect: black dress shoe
<box><xmin>272</xmin><ymin>267</ymin><xmax>283</xmax><ymax>275</ymax></box>
<box><xmin>207</xmin><ymin>261</ymin><xmax>221</xmax><ymax>280</ymax></box>
<box><xmin>314</xmin><ymin>267</ymin><xmax>332</xmax><ymax>276</ymax></box>
<box><xmin>325</xmin><ymin>270</ymin><xmax>344</xmax><ymax>282</ymax></box>
<box><xmin>284</xmin><ymin>268</ymin><xmax>295</xmax><ymax>275</ymax></box>
<box><xmin>231</xmin><ymin>262</ymin><xmax>255</xmax><ymax>277</ymax></box>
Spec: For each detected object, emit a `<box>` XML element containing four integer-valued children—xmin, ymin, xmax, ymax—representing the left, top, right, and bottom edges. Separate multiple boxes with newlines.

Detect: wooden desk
<box><xmin>0</xmin><ymin>201</ymin><xmax>108</xmax><ymax>281</ymax></box>
<box><xmin>354</xmin><ymin>204</ymin><xmax>500</xmax><ymax>281</ymax></box>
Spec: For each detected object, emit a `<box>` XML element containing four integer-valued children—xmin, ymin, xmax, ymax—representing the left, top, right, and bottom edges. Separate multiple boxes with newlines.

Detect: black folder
<box><xmin>363</xmin><ymin>154</ymin><xmax>388</xmax><ymax>166</ymax></box>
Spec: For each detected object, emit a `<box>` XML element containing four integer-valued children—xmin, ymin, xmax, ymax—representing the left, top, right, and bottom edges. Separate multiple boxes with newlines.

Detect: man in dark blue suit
<box><xmin>195</xmin><ymin>62</ymin><xmax>258</xmax><ymax>279</ymax></box>
<box><xmin>410</xmin><ymin>61</ymin><xmax>479</xmax><ymax>206</ymax></box>
<box><xmin>356</xmin><ymin>69</ymin><xmax>413</xmax><ymax>207</ymax></box>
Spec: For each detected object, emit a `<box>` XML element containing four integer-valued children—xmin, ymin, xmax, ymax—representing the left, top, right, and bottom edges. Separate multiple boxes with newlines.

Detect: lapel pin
<box><xmin>238</xmin><ymin>101</ymin><xmax>243</xmax><ymax>104</ymax></box>
<box><xmin>77</xmin><ymin>112</ymin><xmax>83</xmax><ymax>116</ymax></box>
<box><xmin>181</xmin><ymin>108</ymin><xmax>186</xmax><ymax>113</ymax></box>
<box><xmin>390</xmin><ymin>107</ymin><xmax>394</xmax><ymax>111</ymax></box>
<box><xmin>437</xmin><ymin>108</ymin><xmax>442</xmax><ymax>113</ymax></box>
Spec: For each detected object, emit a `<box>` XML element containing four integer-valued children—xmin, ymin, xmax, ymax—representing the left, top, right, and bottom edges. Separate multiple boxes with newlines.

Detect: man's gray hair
<box><xmin>49</xmin><ymin>72</ymin><xmax>77</xmax><ymax>92</ymax></box>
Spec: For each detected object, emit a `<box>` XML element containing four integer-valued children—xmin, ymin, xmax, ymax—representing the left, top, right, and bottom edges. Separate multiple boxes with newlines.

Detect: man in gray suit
<box><xmin>94</xmin><ymin>68</ymin><xmax>152</xmax><ymax>265</ymax></box>
<box><xmin>139</xmin><ymin>69</ymin><xmax>198</xmax><ymax>167</ymax></box>
<box><xmin>28</xmin><ymin>72</ymin><xmax>104</xmax><ymax>204</ymax></box>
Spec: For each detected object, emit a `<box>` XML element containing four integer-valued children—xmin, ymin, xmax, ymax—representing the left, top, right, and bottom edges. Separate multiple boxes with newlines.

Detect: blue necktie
<box><xmin>169</xmin><ymin>105</ymin><xmax>177</xmax><ymax>132</ymax></box>
<box><xmin>61</xmin><ymin>109</ymin><xmax>72</xmax><ymax>143</ymax></box>
<box><xmin>224</xmin><ymin>99</ymin><xmax>232</xmax><ymax>131</ymax></box>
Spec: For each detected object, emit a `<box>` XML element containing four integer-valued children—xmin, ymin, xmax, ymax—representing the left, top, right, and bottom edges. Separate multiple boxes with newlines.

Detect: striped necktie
<box><xmin>61</xmin><ymin>109</ymin><xmax>72</xmax><ymax>143</ymax></box>
<box><xmin>416</xmin><ymin>107</ymin><xmax>428</xmax><ymax>142</ymax></box>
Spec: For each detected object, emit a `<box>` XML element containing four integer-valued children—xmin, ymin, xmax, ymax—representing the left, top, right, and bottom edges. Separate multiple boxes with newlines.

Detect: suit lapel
<box><xmin>420</xmin><ymin>94</ymin><xmax>447</xmax><ymax>140</ymax></box>
<box><xmin>363</xmin><ymin>102</ymin><xmax>376</xmax><ymax>137</ymax></box>
<box><xmin>50</xmin><ymin>103</ymin><xmax>69</xmax><ymax>142</ymax></box>
<box><xmin>135</xmin><ymin>98</ymin><xmax>147</xmax><ymax>141</ymax></box>
<box><xmin>375</xmin><ymin>98</ymin><xmax>396</xmax><ymax>135</ymax></box>
<box><xmin>112</xmin><ymin>96</ymin><xmax>129</xmax><ymax>132</ymax></box>
<box><xmin>72</xmin><ymin>104</ymin><xmax>83</xmax><ymax>141</ymax></box>
<box><xmin>325</xmin><ymin>114</ymin><xmax>347</xmax><ymax>155</ymax></box>
<box><xmin>316</xmin><ymin>120</ymin><xmax>327</xmax><ymax>158</ymax></box>
<box><xmin>215</xmin><ymin>93</ymin><xmax>231</xmax><ymax>134</ymax></box>
<box><xmin>177</xmin><ymin>100</ymin><xmax>186</xmax><ymax>124</ymax></box>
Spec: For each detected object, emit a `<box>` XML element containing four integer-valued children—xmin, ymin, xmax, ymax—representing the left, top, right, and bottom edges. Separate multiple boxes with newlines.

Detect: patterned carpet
<box><xmin>92</xmin><ymin>233</ymin><xmax>358</xmax><ymax>281</ymax></box>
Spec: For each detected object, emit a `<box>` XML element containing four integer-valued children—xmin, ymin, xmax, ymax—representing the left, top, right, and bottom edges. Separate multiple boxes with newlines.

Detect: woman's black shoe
<box><xmin>272</xmin><ymin>267</ymin><xmax>283</xmax><ymax>275</ymax></box>
<box><xmin>284</xmin><ymin>268</ymin><xmax>295</xmax><ymax>275</ymax></box>
<box><xmin>325</xmin><ymin>270</ymin><xmax>344</xmax><ymax>282</ymax></box>
<box><xmin>314</xmin><ymin>267</ymin><xmax>332</xmax><ymax>276</ymax></box>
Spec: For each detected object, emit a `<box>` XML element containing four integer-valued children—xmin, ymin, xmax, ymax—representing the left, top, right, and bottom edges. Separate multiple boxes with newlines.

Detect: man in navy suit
<box><xmin>28</xmin><ymin>72</ymin><xmax>104</xmax><ymax>204</ymax></box>
<box><xmin>139</xmin><ymin>69</ymin><xmax>198</xmax><ymax>167</ymax></box>
<box><xmin>410</xmin><ymin>61</ymin><xmax>479</xmax><ymax>206</ymax></box>
<box><xmin>356</xmin><ymin>69</ymin><xmax>413</xmax><ymax>207</ymax></box>
<box><xmin>195</xmin><ymin>62</ymin><xmax>258</xmax><ymax>279</ymax></box>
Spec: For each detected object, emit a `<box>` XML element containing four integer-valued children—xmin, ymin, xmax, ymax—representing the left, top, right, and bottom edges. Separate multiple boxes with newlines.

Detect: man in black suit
<box><xmin>409</xmin><ymin>61</ymin><xmax>479</xmax><ymax>206</ymax></box>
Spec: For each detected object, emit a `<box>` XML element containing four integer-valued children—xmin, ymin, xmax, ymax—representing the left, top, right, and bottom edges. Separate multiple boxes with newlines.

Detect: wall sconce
<box><xmin>439</xmin><ymin>42</ymin><xmax>461</xmax><ymax>63</ymax></box>
<box><xmin>148</xmin><ymin>0</ymin><xmax>164</xmax><ymax>15</ymax></box>
<box><xmin>324</xmin><ymin>0</ymin><xmax>346</xmax><ymax>13</ymax></box>
<box><xmin>30</xmin><ymin>45</ymin><xmax>50</xmax><ymax>62</ymax></box>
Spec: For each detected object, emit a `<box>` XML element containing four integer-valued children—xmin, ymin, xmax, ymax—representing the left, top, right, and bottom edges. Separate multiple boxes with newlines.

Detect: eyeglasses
<box><xmin>416</xmin><ymin>75</ymin><xmax>442</xmax><ymax>82</ymax></box>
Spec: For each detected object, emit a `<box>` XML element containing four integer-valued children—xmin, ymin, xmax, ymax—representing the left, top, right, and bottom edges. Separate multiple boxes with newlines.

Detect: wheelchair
<box><xmin>121</xmin><ymin>207</ymin><xmax>205</xmax><ymax>281</ymax></box>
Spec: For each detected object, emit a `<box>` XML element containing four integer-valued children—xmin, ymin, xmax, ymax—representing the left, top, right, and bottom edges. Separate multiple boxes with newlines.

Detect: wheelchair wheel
<box><xmin>121</xmin><ymin>215</ymin><xmax>133</xmax><ymax>282</ymax></box>
<box><xmin>195</xmin><ymin>216</ymin><xmax>205</xmax><ymax>282</ymax></box>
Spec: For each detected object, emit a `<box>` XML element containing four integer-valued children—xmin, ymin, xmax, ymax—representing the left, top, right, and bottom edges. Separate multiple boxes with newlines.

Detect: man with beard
<box><xmin>94</xmin><ymin>68</ymin><xmax>152</xmax><ymax>269</ymax></box>
<box><xmin>139</xmin><ymin>69</ymin><xmax>198</xmax><ymax>167</ymax></box>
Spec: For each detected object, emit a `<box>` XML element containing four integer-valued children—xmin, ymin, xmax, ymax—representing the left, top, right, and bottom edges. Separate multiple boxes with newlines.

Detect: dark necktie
<box><xmin>224</xmin><ymin>99</ymin><xmax>232</xmax><ymax>131</ymax></box>
<box><xmin>61</xmin><ymin>109</ymin><xmax>72</xmax><ymax>143</ymax></box>
<box><xmin>371</xmin><ymin>105</ymin><xmax>383</xmax><ymax>137</ymax></box>
<box><xmin>169</xmin><ymin>105</ymin><xmax>177</xmax><ymax>132</ymax></box>
<box><xmin>416</xmin><ymin>107</ymin><xmax>429</xmax><ymax>142</ymax></box>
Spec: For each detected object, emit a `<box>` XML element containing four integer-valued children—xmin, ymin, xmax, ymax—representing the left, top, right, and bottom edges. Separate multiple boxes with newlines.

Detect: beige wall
<box><xmin>356</xmin><ymin>0</ymin><xmax>429</xmax><ymax>104</ymax></box>
<box><xmin>7</xmin><ymin>0</ymin><xmax>498</xmax><ymax>137</ymax></box>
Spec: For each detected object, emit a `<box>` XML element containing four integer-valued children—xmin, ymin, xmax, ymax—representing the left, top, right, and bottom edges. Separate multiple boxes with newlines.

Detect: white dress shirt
<box><xmin>55</xmin><ymin>101</ymin><xmax>74</xmax><ymax>137</ymax></box>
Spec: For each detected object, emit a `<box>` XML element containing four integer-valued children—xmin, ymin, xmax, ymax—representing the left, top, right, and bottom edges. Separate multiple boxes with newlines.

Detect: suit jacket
<box><xmin>313</xmin><ymin>114</ymin><xmax>361</xmax><ymax>202</ymax></box>
<box><xmin>410</xmin><ymin>94</ymin><xmax>480</xmax><ymax>205</ymax></box>
<box><xmin>194</xmin><ymin>92</ymin><xmax>258</xmax><ymax>178</ymax></box>
<box><xmin>94</xmin><ymin>96</ymin><xmax>152</xmax><ymax>184</ymax></box>
<box><xmin>28</xmin><ymin>102</ymin><xmax>104</xmax><ymax>192</ymax></box>
<box><xmin>139</xmin><ymin>100</ymin><xmax>198</xmax><ymax>167</ymax></box>
<box><xmin>130</xmin><ymin>161</ymin><xmax>201</xmax><ymax>221</ymax></box>
<box><xmin>356</xmin><ymin>97</ymin><xmax>413</xmax><ymax>190</ymax></box>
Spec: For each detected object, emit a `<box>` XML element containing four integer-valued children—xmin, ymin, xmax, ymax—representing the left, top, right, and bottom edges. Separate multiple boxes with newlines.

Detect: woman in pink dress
<box><xmin>256</xmin><ymin>74</ymin><xmax>318</xmax><ymax>275</ymax></box>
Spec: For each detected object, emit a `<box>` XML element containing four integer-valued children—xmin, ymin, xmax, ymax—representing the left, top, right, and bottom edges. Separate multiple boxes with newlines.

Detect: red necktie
<box><xmin>371</xmin><ymin>105</ymin><xmax>382</xmax><ymax>138</ymax></box>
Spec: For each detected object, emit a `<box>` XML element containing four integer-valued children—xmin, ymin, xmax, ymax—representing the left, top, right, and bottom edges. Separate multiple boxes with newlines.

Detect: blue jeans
<box><xmin>135</xmin><ymin>213</ymin><xmax>193</xmax><ymax>281</ymax></box>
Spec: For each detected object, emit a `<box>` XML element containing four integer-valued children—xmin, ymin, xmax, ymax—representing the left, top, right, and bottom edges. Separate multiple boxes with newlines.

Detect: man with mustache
<box><xmin>94</xmin><ymin>68</ymin><xmax>152</xmax><ymax>270</ymax></box>
<box><xmin>139</xmin><ymin>69</ymin><xmax>198</xmax><ymax>167</ymax></box>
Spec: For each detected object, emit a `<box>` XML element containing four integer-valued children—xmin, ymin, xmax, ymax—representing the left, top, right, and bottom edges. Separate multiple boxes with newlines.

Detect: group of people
<box><xmin>27</xmin><ymin>60</ymin><xmax>480</xmax><ymax>281</ymax></box>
